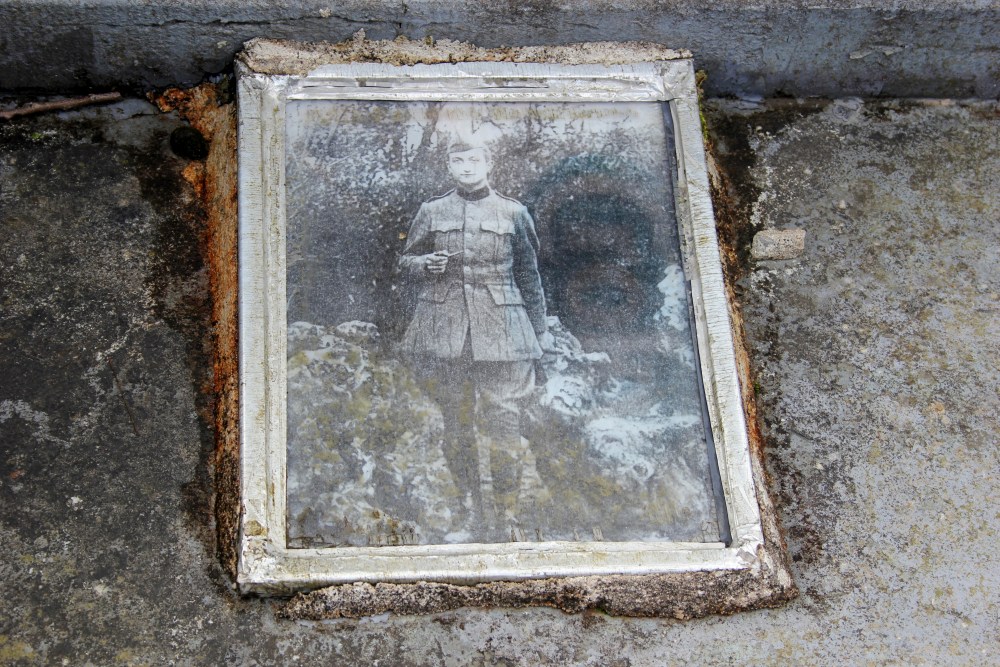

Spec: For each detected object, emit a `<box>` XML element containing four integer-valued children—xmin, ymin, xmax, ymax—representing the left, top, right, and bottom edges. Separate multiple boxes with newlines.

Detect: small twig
<box><xmin>0</xmin><ymin>92</ymin><xmax>122</xmax><ymax>121</ymax></box>
<box><xmin>106</xmin><ymin>358</ymin><xmax>140</xmax><ymax>437</ymax></box>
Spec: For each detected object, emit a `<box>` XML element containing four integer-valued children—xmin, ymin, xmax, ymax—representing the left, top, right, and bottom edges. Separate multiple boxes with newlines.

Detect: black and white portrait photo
<box><xmin>282</xmin><ymin>100</ymin><xmax>721</xmax><ymax>546</ymax></box>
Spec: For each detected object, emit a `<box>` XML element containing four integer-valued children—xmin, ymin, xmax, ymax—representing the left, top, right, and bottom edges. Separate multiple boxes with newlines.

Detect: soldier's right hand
<box><xmin>424</xmin><ymin>251</ymin><xmax>449</xmax><ymax>274</ymax></box>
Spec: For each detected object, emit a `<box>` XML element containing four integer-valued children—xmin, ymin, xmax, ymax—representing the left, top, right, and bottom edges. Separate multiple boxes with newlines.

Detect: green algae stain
<box><xmin>0</xmin><ymin>636</ymin><xmax>35</xmax><ymax>662</ymax></box>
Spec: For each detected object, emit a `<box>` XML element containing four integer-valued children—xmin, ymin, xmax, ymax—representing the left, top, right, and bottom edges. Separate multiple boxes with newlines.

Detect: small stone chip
<box><xmin>751</xmin><ymin>228</ymin><xmax>806</xmax><ymax>260</ymax></box>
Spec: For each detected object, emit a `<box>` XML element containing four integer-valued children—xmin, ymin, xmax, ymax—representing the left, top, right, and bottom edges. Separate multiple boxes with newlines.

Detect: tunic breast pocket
<box><xmin>479</xmin><ymin>216</ymin><xmax>514</xmax><ymax>262</ymax></box>
<box><xmin>480</xmin><ymin>214</ymin><xmax>514</xmax><ymax>236</ymax></box>
<box><xmin>433</xmin><ymin>229</ymin><xmax>463</xmax><ymax>254</ymax></box>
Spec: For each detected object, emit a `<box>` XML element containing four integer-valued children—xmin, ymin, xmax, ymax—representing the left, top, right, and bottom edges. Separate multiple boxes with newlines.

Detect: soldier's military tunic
<box><xmin>399</xmin><ymin>185</ymin><xmax>548</xmax><ymax>529</ymax></box>
<box><xmin>399</xmin><ymin>186</ymin><xmax>546</xmax><ymax>360</ymax></box>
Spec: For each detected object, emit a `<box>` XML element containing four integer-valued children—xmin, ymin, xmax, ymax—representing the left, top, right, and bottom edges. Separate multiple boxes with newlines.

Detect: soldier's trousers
<box><xmin>414</xmin><ymin>348</ymin><xmax>535</xmax><ymax>515</ymax></box>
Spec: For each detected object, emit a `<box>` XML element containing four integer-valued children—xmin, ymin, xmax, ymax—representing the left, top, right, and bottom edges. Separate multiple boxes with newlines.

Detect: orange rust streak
<box><xmin>152</xmin><ymin>83</ymin><xmax>242</xmax><ymax>577</ymax></box>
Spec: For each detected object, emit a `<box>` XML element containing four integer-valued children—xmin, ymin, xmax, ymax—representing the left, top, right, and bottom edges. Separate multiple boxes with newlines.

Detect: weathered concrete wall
<box><xmin>1</xmin><ymin>0</ymin><xmax>999</xmax><ymax>97</ymax></box>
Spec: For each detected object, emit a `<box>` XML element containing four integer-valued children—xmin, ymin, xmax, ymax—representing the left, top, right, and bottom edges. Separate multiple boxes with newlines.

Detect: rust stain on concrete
<box><xmin>704</xmin><ymin>132</ymin><xmax>792</xmax><ymax>555</ymax></box>
<box><xmin>151</xmin><ymin>82</ymin><xmax>242</xmax><ymax>578</ymax></box>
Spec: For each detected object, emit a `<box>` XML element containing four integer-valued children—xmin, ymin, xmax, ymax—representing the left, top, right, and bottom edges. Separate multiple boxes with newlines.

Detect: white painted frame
<box><xmin>236</xmin><ymin>60</ymin><xmax>762</xmax><ymax>595</ymax></box>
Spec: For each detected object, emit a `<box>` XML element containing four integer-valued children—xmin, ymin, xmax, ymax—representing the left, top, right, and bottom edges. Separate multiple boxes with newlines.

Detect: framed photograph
<box><xmin>236</xmin><ymin>58</ymin><xmax>764</xmax><ymax>595</ymax></box>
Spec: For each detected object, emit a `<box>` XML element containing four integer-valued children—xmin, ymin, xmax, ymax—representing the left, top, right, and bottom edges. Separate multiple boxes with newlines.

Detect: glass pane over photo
<box><xmin>282</xmin><ymin>100</ymin><xmax>724</xmax><ymax>547</ymax></box>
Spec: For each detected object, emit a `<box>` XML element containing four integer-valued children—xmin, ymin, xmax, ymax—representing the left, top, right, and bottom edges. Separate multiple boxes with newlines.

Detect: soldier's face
<box><xmin>447</xmin><ymin>148</ymin><xmax>491</xmax><ymax>190</ymax></box>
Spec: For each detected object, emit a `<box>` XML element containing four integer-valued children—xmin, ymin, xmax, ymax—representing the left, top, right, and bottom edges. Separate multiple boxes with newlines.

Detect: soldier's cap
<box><xmin>446</xmin><ymin>137</ymin><xmax>491</xmax><ymax>155</ymax></box>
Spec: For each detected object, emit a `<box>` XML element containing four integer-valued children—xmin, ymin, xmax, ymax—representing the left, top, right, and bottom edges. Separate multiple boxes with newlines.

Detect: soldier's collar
<box><xmin>456</xmin><ymin>185</ymin><xmax>490</xmax><ymax>202</ymax></box>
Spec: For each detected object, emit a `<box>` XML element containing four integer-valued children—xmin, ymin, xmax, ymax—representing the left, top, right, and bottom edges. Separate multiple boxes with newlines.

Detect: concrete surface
<box><xmin>1</xmin><ymin>96</ymin><xmax>998</xmax><ymax>664</ymax></box>
<box><xmin>750</xmin><ymin>228</ymin><xmax>805</xmax><ymax>260</ymax></box>
<box><xmin>2</xmin><ymin>1</ymin><xmax>999</xmax><ymax>98</ymax></box>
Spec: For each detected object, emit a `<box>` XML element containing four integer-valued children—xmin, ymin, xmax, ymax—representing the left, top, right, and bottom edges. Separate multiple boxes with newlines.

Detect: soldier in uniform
<box><xmin>398</xmin><ymin>137</ymin><xmax>554</xmax><ymax>539</ymax></box>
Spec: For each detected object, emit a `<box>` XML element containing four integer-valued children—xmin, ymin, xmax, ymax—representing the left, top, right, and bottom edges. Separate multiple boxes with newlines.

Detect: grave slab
<box><xmin>0</xmin><ymin>88</ymin><xmax>996</xmax><ymax>662</ymax></box>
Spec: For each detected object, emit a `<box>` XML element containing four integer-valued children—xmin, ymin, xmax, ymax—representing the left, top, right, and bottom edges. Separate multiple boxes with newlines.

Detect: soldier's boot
<box><xmin>491</xmin><ymin>446</ymin><xmax>525</xmax><ymax>542</ymax></box>
<box><xmin>475</xmin><ymin>443</ymin><xmax>500</xmax><ymax>538</ymax></box>
<box><xmin>441</xmin><ymin>435</ymin><xmax>481</xmax><ymax>527</ymax></box>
